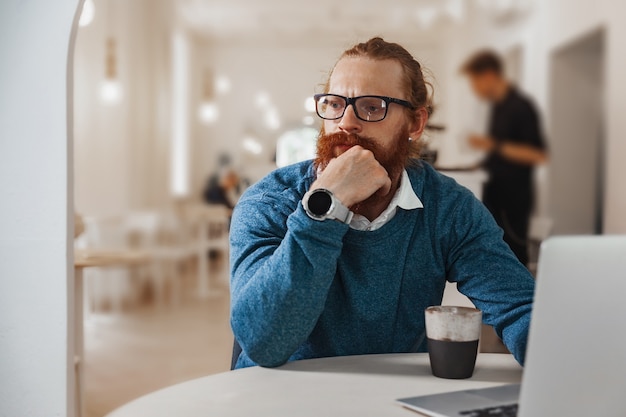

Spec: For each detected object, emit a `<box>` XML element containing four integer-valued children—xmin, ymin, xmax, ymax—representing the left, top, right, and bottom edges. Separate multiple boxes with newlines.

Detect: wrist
<box><xmin>309</xmin><ymin>180</ymin><xmax>354</xmax><ymax>208</ymax></box>
<box><xmin>303</xmin><ymin>188</ymin><xmax>353</xmax><ymax>224</ymax></box>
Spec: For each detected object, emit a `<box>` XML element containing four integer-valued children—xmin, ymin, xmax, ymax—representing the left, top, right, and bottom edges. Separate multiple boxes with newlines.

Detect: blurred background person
<box><xmin>203</xmin><ymin>166</ymin><xmax>242</xmax><ymax>268</ymax></box>
<box><xmin>461</xmin><ymin>50</ymin><xmax>548</xmax><ymax>267</ymax></box>
<box><xmin>203</xmin><ymin>168</ymin><xmax>241</xmax><ymax>211</ymax></box>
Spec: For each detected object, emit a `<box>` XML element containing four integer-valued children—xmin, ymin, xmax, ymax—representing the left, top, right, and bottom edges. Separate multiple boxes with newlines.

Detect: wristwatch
<box><xmin>302</xmin><ymin>188</ymin><xmax>354</xmax><ymax>224</ymax></box>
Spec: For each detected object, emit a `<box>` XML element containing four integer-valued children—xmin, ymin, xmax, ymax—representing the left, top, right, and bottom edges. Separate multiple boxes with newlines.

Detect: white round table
<box><xmin>107</xmin><ymin>353</ymin><xmax>522</xmax><ymax>417</ymax></box>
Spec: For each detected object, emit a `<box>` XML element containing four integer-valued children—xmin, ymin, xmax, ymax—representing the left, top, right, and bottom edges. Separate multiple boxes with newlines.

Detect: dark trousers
<box><xmin>483</xmin><ymin>182</ymin><xmax>532</xmax><ymax>266</ymax></box>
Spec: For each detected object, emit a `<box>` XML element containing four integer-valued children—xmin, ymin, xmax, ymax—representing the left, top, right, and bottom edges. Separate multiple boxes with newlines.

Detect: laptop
<box><xmin>397</xmin><ymin>235</ymin><xmax>626</xmax><ymax>417</ymax></box>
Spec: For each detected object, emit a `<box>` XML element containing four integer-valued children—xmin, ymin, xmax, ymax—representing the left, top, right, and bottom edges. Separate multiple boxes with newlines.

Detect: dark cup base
<box><xmin>427</xmin><ymin>338</ymin><xmax>479</xmax><ymax>379</ymax></box>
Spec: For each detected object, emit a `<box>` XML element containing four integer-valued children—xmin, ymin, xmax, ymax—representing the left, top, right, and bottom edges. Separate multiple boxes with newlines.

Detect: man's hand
<box><xmin>311</xmin><ymin>146</ymin><xmax>391</xmax><ymax>207</ymax></box>
<box><xmin>469</xmin><ymin>134</ymin><xmax>548</xmax><ymax>165</ymax></box>
<box><xmin>468</xmin><ymin>134</ymin><xmax>496</xmax><ymax>152</ymax></box>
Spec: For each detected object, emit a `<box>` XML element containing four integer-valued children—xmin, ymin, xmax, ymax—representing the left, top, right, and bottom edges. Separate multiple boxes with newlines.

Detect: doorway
<box><xmin>548</xmin><ymin>28</ymin><xmax>605</xmax><ymax>234</ymax></box>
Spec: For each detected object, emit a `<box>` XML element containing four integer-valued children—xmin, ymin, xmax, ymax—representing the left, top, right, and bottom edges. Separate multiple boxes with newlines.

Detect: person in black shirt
<box><xmin>462</xmin><ymin>51</ymin><xmax>548</xmax><ymax>266</ymax></box>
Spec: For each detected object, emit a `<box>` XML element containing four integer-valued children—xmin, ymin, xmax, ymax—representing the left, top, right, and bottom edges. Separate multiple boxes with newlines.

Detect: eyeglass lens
<box><xmin>316</xmin><ymin>95</ymin><xmax>388</xmax><ymax>122</ymax></box>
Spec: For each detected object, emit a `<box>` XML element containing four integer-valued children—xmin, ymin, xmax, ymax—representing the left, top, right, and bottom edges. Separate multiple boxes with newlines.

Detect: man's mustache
<box><xmin>318</xmin><ymin>132</ymin><xmax>377</xmax><ymax>150</ymax></box>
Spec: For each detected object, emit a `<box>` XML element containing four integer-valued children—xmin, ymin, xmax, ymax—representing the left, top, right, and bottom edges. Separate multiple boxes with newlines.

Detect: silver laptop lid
<box><xmin>519</xmin><ymin>236</ymin><xmax>626</xmax><ymax>417</ymax></box>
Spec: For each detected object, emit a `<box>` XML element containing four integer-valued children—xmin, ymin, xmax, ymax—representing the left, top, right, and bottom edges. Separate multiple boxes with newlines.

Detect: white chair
<box><xmin>81</xmin><ymin>215</ymin><xmax>135</xmax><ymax>312</ymax></box>
<box><xmin>184</xmin><ymin>204</ymin><xmax>231</xmax><ymax>297</ymax></box>
<box><xmin>124</xmin><ymin>210</ymin><xmax>192</xmax><ymax>307</ymax></box>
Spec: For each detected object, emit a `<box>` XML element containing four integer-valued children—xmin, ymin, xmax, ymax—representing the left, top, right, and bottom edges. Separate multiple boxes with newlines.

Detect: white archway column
<box><xmin>0</xmin><ymin>1</ymin><xmax>80</xmax><ymax>416</ymax></box>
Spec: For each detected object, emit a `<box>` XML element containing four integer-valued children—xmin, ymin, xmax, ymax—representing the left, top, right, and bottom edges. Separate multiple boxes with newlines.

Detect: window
<box><xmin>276</xmin><ymin>127</ymin><xmax>318</xmax><ymax>168</ymax></box>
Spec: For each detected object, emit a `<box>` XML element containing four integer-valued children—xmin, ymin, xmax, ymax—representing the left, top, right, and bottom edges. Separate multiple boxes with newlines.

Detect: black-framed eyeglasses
<box><xmin>313</xmin><ymin>93</ymin><xmax>415</xmax><ymax>123</ymax></box>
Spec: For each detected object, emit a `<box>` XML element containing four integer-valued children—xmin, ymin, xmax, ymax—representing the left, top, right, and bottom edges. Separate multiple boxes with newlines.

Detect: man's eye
<box><xmin>360</xmin><ymin>104</ymin><xmax>383</xmax><ymax>114</ymax></box>
<box><xmin>358</xmin><ymin>98</ymin><xmax>386</xmax><ymax>114</ymax></box>
<box><xmin>327</xmin><ymin>100</ymin><xmax>343</xmax><ymax>109</ymax></box>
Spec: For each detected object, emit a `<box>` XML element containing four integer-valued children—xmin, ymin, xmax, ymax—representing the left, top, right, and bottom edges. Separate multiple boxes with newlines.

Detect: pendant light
<box><xmin>198</xmin><ymin>69</ymin><xmax>219</xmax><ymax>124</ymax></box>
<box><xmin>100</xmin><ymin>37</ymin><xmax>123</xmax><ymax>104</ymax></box>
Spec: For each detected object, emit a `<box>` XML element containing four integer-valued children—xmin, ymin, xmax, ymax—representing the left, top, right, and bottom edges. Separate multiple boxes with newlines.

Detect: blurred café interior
<box><xmin>74</xmin><ymin>0</ymin><xmax>617</xmax><ymax>415</ymax></box>
<box><xmin>2</xmin><ymin>0</ymin><xmax>626</xmax><ymax>416</ymax></box>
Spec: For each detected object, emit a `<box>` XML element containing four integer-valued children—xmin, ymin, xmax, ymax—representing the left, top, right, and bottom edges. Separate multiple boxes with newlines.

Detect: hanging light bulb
<box><xmin>198</xmin><ymin>69</ymin><xmax>219</xmax><ymax>124</ymax></box>
<box><xmin>198</xmin><ymin>101</ymin><xmax>219</xmax><ymax>124</ymax></box>
<box><xmin>215</xmin><ymin>75</ymin><xmax>231</xmax><ymax>95</ymax></box>
<box><xmin>100</xmin><ymin>79</ymin><xmax>122</xmax><ymax>103</ymax></box>
<box><xmin>242</xmin><ymin>135</ymin><xmax>263</xmax><ymax>155</ymax></box>
<box><xmin>445</xmin><ymin>0</ymin><xmax>465</xmax><ymax>22</ymax></box>
<box><xmin>264</xmin><ymin>107</ymin><xmax>281</xmax><ymax>130</ymax></box>
<box><xmin>415</xmin><ymin>6</ymin><xmax>439</xmax><ymax>29</ymax></box>
<box><xmin>100</xmin><ymin>38</ymin><xmax>123</xmax><ymax>104</ymax></box>
<box><xmin>304</xmin><ymin>97</ymin><xmax>316</xmax><ymax>113</ymax></box>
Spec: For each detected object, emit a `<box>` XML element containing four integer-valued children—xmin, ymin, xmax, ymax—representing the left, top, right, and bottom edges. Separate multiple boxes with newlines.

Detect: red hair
<box><xmin>325</xmin><ymin>37</ymin><xmax>434</xmax><ymax>117</ymax></box>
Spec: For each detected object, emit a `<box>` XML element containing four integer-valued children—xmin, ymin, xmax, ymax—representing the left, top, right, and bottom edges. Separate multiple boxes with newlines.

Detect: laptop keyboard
<box><xmin>459</xmin><ymin>403</ymin><xmax>518</xmax><ymax>417</ymax></box>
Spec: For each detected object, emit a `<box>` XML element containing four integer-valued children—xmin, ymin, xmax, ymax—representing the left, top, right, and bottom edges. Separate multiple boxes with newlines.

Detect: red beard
<box><xmin>315</xmin><ymin>128</ymin><xmax>409</xmax><ymax>184</ymax></box>
<box><xmin>314</xmin><ymin>127</ymin><xmax>410</xmax><ymax>208</ymax></box>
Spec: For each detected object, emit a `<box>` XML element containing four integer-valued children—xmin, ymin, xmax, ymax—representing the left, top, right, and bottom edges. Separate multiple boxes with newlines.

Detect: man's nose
<box><xmin>338</xmin><ymin>104</ymin><xmax>363</xmax><ymax>134</ymax></box>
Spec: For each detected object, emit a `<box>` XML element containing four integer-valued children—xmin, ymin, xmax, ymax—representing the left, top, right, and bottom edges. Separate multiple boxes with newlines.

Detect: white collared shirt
<box><xmin>349</xmin><ymin>169</ymin><xmax>423</xmax><ymax>231</ymax></box>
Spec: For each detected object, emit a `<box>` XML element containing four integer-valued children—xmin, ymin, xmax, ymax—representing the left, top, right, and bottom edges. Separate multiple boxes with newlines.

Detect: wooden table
<box><xmin>106</xmin><ymin>353</ymin><xmax>522</xmax><ymax>417</ymax></box>
<box><xmin>74</xmin><ymin>249</ymin><xmax>151</xmax><ymax>417</ymax></box>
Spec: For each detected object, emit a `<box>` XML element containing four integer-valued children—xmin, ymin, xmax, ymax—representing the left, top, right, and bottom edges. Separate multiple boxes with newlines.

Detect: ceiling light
<box><xmin>445</xmin><ymin>0</ymin><xmax>465</xmax><ymax>22</ymax></box>
<box><xmin>264</xmin><ymin>107</ymin><xmax>281</xmax><ymax>130</ymax></box>
<box><xmin>255</xmin><ymin>91</ymin><xmax>271</xmax><ymax>108</ymax></box>
<box><xmin>475</xmin><ymin>0</ymin><xmax>533</xmax><ymax>23</ymax></box>
<box><xmin>198</xmin><ymin>69</ymin><xmax>219</xmax><ymax>123</ymax></box>
<box><xmin>304</xmin><ymin>97</ymin><xmax>316</xmax><ymax>113</ymax></box>
<box><xmin>100</xmin><ymin>79</ymin><xmax>123</xmax><ymax>104</ymax></box>
<box><xmin>198</xmin><ymin>101</ymin><xmax>219</xmax><ymax>124</ymax></box>
<box><xmin>242</xmin><ymin>137</ymin><xmax>263</xmax><ymax>155</ymax></box>
<box><xmin>100</xmin><ymin>38</ymin><xmax>123</xmax><ymax>104</ymax></box>
<box><xmin>415</xmin><ymin>7</ymin><xmax>439</xmax><ymax>29</ymax></box>
<box><xmin>215</xmin><ymin>75</ymin><xmax>231</xmax><ymax>94</ymax></box>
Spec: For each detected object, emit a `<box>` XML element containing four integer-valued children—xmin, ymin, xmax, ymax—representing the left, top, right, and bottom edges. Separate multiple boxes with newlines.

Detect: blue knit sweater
<box><xmin>230</xmin><ymin>161</ymin><xmax>534</xmax><ymax>369</ymax></box>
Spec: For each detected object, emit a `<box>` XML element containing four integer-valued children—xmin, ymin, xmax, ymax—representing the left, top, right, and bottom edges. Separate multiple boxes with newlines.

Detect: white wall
<box><xmin>74</xmin><ymin>0</ymin><xmax>175</xmax><ymax>216</ymax></box>
<box><xmin>0</xmin><ymin>1</ymin><xmax>78</xmax><ymax>416</ymax></box>
<box><xmin>549</xmin><ymin>31</ymin><xmax>604</xmax><ymax>234</ymax></box>
<box><xmin>596</xmin><ymin>1</ymin><xmax>626</xmax><ymax>234</ymax></box>
<box><xmin>535</xmin><ymin>0</ymin><xmax>626</xmax><ymax>233</ymax></box>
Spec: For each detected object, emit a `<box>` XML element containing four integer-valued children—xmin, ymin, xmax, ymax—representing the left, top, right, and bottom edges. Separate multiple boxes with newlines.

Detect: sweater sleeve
<box><xmin>229</xmin><ymin>193</ymin><xmax>349</xmax><ymax>367</ymax></box>
<box><xmin>444</xmin><ymin>190</ymin><xmax>535</xmax><ymax>365</ymax></box>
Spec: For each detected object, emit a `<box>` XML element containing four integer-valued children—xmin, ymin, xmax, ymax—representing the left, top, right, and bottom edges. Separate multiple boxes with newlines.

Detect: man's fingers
<box><xmin>380</xmin><ymin>177</ymin><xmax>392</xmax><ymax>196</ymax></box>
<box><xmin>313</xmin><ymin>145</ymin><xmax>394</xmax><ymax>206</ymax></box>
<box><xmin>374</xmin><ymin>176</ymin><xmax>392</xmax><ymax>197</ymax></box>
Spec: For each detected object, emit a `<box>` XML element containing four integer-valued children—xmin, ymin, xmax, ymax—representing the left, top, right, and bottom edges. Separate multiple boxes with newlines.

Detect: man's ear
<box><xmin>408</xmin><ymin>107</ymin><xmax>429</xmax><ymax>140</ymax></box>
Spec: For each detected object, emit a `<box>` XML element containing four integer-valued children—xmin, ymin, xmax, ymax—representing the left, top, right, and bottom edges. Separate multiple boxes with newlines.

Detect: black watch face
<box><xmin>309</xmin><ymin>191</ymin><xmax>333</xmax><ymax>216</ymax></box>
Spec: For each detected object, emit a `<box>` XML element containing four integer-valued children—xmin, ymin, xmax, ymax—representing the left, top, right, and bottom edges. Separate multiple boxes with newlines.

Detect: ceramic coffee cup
<box><xmin>425</xmin><ymin>306</ymin><xmax>482</xmax><ymax>379</ymax></box>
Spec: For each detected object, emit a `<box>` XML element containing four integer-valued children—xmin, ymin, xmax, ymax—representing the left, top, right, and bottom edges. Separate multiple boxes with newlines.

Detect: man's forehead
<box><xmin>328</xmin><ymin>57</ymin><xmax>405</xmax><ymax>98</ymax></box>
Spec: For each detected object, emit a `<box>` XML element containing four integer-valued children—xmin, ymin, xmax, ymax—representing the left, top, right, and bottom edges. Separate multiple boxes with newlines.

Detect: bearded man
<box><xmin>229</xmin><ymin>38</ymin><xmax>535</xmax><ymax>370</ymax></box>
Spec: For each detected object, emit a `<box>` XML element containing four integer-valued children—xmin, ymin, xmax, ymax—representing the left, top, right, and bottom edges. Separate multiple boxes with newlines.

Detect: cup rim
<box><xmin>425</xmin><ymin>305</ymin><xmax>481</xmax><ymax>315</ymax></box>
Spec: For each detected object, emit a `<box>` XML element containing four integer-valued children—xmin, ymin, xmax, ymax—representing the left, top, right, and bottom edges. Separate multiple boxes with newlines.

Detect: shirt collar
<box><xmin>349</xmin><ymin>169</ymin><xmax>423</xmax><ymax>231</ymax></box>
<box><xmin>396</xmin><ymin>169</ymin><xmax>423</xmax><ymax>210</ymax></box>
